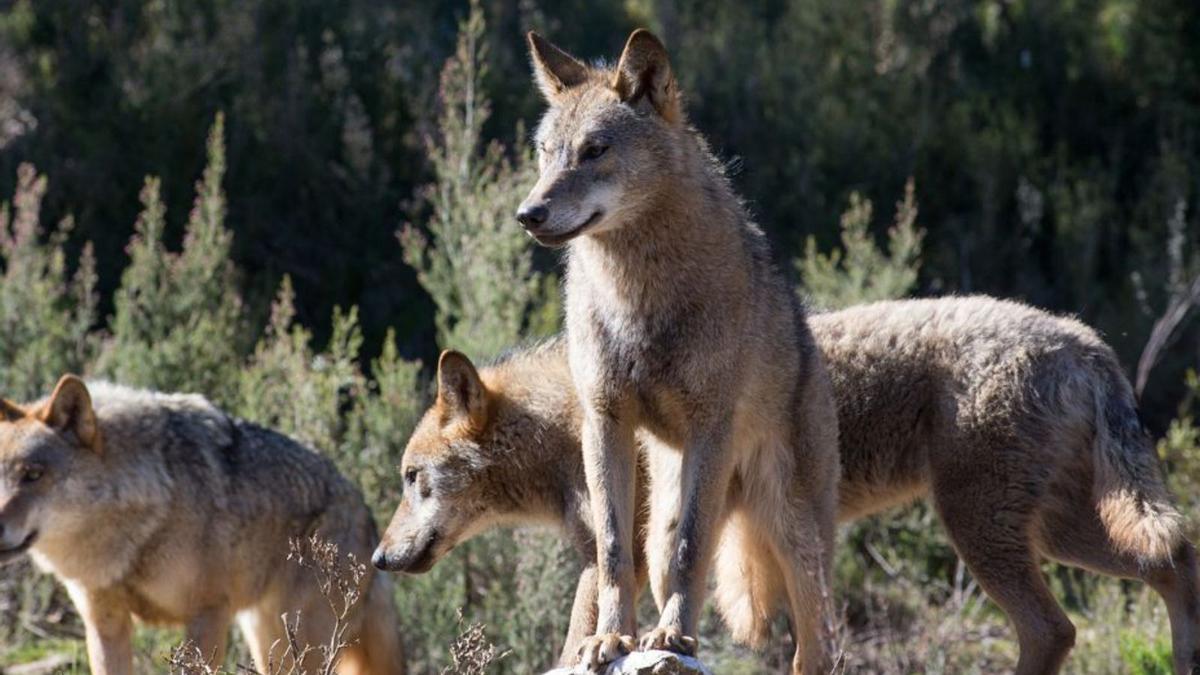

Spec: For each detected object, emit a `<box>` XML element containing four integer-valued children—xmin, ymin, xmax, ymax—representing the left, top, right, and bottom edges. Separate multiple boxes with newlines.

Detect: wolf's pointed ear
<box><xmin>613</xmin><ymin>29</ymin><xmax>681</xmax><ymax>124</ymax></box>
<box><xmin>528</xmin><ymin>31</ymin><xmax>589</xmax><ymax>102</ymax></box>
<box><xmin>0</xmin><ymin>399</ymin><xmax>24</xmax><ymax>423</ymax></box>
<box><xmin>39</xmin><ymin>375</ymin><xmax>101</xmax><ymax>453</ymax></box>
<box><xmin>437</xmin><ymin>351</ymin><xmax>488</xmax><ymax>429</ymax></box>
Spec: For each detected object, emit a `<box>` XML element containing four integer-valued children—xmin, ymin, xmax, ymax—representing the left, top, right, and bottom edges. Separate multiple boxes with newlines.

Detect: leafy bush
<box><xmin>96</xmin><ymin>114</ymin><xmax>245</xmax><ymax>404</ymax></box>
<box><xmin>0</xmin><ymin>164</ymin><xmax>97</xmax><ymax>401</ymax></box>
<box><xmin>798</xmin><ymin>178</ymin><xmax>924</xmax><ymax>310</ymax></box>
<box><xmin>398</xmin><ymin>0</ymin><xmax>553</xmax><ymax>361</ymax></box>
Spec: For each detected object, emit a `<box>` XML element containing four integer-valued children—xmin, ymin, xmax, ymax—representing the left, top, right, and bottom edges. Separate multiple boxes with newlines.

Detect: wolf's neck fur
<box><xmin>567</xmin><ymin>131</ymin><xmax>751</xmax><ymax>313</ymax></box>
<box><xmin>480</xmin><ymin>352</ymin><xmax>589</xmax><ymax>536</ymax></box>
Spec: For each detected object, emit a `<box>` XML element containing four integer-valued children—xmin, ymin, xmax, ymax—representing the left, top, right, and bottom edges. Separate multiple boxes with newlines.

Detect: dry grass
<box><xmin>166</xmin><ymin>536</ymin><xmax>367</xmax><ymax>675</ymax></box>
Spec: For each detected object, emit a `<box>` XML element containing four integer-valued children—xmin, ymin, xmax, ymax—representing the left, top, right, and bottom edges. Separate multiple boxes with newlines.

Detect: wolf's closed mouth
<box><xmin>0</xmin><ymin>531</ymin><xmax>38</xmax><ymax>562</ymax></box>
<box><xmin>534</xmin><ymin>210</ymin><xmax>603</xmax><ymax>247</ymax></box>
<box><xmin>403</xmin><ymin>531</ymin><xmax>441</xmax><ymax>574</ymax></box>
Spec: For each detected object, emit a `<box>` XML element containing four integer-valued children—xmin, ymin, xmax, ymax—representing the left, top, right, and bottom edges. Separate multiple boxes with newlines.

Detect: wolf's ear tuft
<box><xmin>528</xmin><ymin>31</ymin><xmax>589</xmax><ymax>102</ymax></box>
<box><xmin>613</xmin><ymin>29</ymin><xmax>681</xmax><ymax>123</ymax></box>
<box><xmin>39</xmin><ymin>375</ymin><xmax>101</xmax><ymax>453</ymax></box>
<box><xmin>437</xmin><ymin>351</ymin><xmax>488</xmax><ymax>429</ymax></box>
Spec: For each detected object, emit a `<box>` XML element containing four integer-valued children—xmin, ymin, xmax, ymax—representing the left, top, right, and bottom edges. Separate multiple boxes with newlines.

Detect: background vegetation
<box><xmin>0</xmin><ymin>0</ymin><xmax>1198</xmax><ymax>673</ymax></box>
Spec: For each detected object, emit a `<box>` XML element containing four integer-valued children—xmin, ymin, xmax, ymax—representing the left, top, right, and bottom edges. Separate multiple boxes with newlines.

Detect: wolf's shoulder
<box><xmin>86</xmin><ymin>381</ymin><xmax>235</xmax><ymax>456</ymax></box>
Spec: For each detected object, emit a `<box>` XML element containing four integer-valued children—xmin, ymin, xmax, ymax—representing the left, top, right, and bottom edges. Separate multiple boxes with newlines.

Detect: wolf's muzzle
<box><xmin>0</xmin><ymin>530</ymin><xmax>37</xmax><ymax>564</ymax></box>
<box><xmin>516</xmin><ymin>204</ymin><xmax>549</xmax><ymax>229</ymax></box>
<box><xmin>372</xmin><ymin>531</ymin><xmax>440</xmax><ymax>574</ymax></box>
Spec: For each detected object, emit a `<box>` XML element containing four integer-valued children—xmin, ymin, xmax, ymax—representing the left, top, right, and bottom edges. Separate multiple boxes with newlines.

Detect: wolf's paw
<box><xmin>576</xmin><ymin>633</ymin><xmax>635</xmax><ymax>671</ymax></box>
<box><xmin>637</xmin><ymin>626</ymin><xmax>697</xmax><ymax>655</ymax></box>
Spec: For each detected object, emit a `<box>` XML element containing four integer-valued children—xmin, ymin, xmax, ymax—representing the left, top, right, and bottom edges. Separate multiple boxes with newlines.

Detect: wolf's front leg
<box><xmin>71</xmin><ymin>588</ymin><xmax>133</xmax><ymax>675</ymax></box>
<box><xmin>640</xmin><ymin>426</ymin><xmax>734</xmax><ymax>657</ymax></box>
<box><xmin>577</xmin><ymin>410</ymin><xmax>638</xmax><ymax>670</ymax></box>
<box><xmin>643</xmin><ymin>439</ymin><xmax>683</xmax><ymax>611</ymax></box>
<box><xmin>561</xmin><ymin>563</ymin><xmax>598</xmax><ymax>666</ymax></box>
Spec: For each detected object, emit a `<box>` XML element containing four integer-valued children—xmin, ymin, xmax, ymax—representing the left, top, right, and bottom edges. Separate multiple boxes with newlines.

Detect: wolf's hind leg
<box><xmin>184</xmin><ymin>607</ymin><xmax>232</xmax><ymax>670</ymax></box>
<box><xmin>934</xmin><ymin>467</ymin><xmax>1076</xmax><ymax>675</ymax></box>
<box><xmin>1039</xmin><ymin>500</ymin><xmax>1200</xmax><ymax>675</ymax></box>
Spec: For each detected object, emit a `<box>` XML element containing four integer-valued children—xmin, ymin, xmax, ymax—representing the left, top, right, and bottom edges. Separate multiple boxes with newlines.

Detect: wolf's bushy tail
<box><xmin>711</xmin><ymin>514</ymin><xmax>782</xmax><ymax>649</ymax></box>
<box><xmin>1092</xmin><ymin>362</ymin><xmax>1182</xmax><ymax>564</ymax></box>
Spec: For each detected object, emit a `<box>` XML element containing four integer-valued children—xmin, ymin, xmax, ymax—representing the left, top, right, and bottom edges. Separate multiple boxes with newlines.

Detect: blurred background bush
<box><xmin>1</xmin><ymin>0</ymin><xmax>1198</xmax><ymax>672</ymax></box>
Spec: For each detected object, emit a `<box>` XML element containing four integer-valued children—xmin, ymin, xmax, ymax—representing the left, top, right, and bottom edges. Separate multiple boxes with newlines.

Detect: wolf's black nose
<box><xmin>371</xmin><ymin>547</ymin><xmax>390</xmax><ymax>571</ymax></box>
<box><xmin>517</xmin><ymin>205</ymin><xmax>549</xmax><ymax>229</ymax></box>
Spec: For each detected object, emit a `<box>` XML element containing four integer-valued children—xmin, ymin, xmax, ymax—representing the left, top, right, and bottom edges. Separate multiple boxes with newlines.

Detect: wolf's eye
<box><xmin>404</xmin><ymin>467</ymin><xmax>419</xmax><ymax>485</ymax></box>
<box><xmin>20</xmin><ymin>465</ymin><xmax>43</xmax><ymax>484</ymax></box>
<box><xmin>581</xmin><ymin>144</ymin><xmax>608</xmax><ymax>161</ymax></box>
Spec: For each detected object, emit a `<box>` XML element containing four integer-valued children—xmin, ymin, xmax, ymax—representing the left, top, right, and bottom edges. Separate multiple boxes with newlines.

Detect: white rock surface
<box><xmin>543</xmin><ymin>650</ymin><xmax>712</xmax><ymax>675</ymax></box>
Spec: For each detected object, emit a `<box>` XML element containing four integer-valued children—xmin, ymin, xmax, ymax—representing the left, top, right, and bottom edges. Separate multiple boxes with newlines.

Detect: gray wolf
<box><xmin>377</xmin><ymin>296</ymin><xmax>1199</xmax><ymax>674</ymax></box>
<box><xmin>371</xmin><ymin>345</ymin><xmax>649</xmax><ymax>667</ymax></box>
<box><xmin>0</xmin><ymin>376</ymin><xmax>404</xmax><ymax>675</ymax></box>
<box><xmin>516</xmin><ymin>29</ymin><xmax>841</xmax><ymax>673</ymax></box>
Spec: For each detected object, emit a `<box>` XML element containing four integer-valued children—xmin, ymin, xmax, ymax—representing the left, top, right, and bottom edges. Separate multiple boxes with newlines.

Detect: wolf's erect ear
<box><xmin>39</xmin><ymin>375</ymin><xmax>101</xmax><ymax>453</ymax></box>
<box><xmin>613</xmin><ymin>29</ymin><xmax>680</xmax><ymax>124</ymax></box>
<box><xmin>437</xmin><ymin>351</ymin><xmax>488</xmax><ymax>429</ymax></box>
<box><xmin>0</xmin><ymin>399</ymin><xmax>24</xmax><ymax>423</ymax></box>
<box><xmin>528</xmin><ymin>31</ymin><xmax>589</xmax><ymax>102</ymax></box>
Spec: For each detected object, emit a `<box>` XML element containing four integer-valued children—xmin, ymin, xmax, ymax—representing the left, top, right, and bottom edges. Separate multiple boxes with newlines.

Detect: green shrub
<box><xmin>398</xmin><ymin>0</ymin><xmax>552</xmax><ymax>362</ymax></box>
<box><xmin>236</xmin><ymin>276</ymin><xmax>423</xmax><ymax>519</ymax></box>
<box><xmin>798</xmin><ymin>178</ymin><xmax>924</xmax><ymax>310</ymax></box>
<box><xmin>1118</xmin><ymin>632</ymin><xmax>1174</xmax><ymax>675</ymax></box>
<box><xmin>0</xmin><ymin>164</ymin><xmax>97</xmax><ymax>401</ymax></box>
<box><xmin>96</xmin><ymin>114</ymin><xmax>245</xmax><ymax>403</ymax></box>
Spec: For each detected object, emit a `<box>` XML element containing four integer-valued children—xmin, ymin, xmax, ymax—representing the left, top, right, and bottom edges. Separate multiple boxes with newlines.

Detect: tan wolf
<box><xmin>516</xmin><ymin>29</ymin><xmax>841</xmax><ymax>672</ymax></box>
<box><xmin>0</xmin><ymin>376</ymin><xmax>404</xmax><ymax>675</ymax></box>
<box><xmin>375</xmin><ymin>296</ymin><xmax>1199</xmax><ymax>675</ymax></box>
<box><xmin>371</xmin><ymin>347</ymin><xmax>649</xmax><ymax>667</ymax></box>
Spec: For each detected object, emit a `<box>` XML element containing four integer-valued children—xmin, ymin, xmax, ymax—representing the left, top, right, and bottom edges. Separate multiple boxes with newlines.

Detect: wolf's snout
<box><xmin>372</xmin><ymin>530</ymin><xmax>440</xmax><ymax>574</ymax></box>
<box><xmin>370</xmin><ymin>546</ymin><xmax>391</xmax><ymax>571</ymax></box>
<box><xmin>516</xmin><ymin>204</ymin><xmax>549</xmax><ymax>230</ymax></box>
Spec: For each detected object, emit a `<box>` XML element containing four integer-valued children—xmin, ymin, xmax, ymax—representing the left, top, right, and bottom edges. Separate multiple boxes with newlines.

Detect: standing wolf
<box><xmin>0</xmin><ymin>376</ymin><xmax>404</xmax><ymax>675</ymax></box>
<box><xmin>375</xmin><ymin>297</ymin><xmax>1200</xmax><ymax>675</ymax></box>
<box><xmin>516</xmin><ymin>30</ymin><xmax>840</xmax><ymax>672</ymax></box>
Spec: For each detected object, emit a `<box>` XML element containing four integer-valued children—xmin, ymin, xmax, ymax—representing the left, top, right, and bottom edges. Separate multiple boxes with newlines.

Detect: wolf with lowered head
<box><xmin>0</xmin><ymin>376</ymin><xmax>404</xmax><ymax>675</ymax></box>
<box><xmin>516</xmin><ymin>29</ymin><xmax>841</xmax><ymax>673</ymax></box>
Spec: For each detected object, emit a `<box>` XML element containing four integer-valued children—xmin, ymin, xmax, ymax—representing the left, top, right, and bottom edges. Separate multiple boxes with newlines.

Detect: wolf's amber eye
<box><xmin>21</xmin><ymin>465</ymin><xmax>43</xmax><ymax>484</ymax></box>
<box><xmin>581</xmin><ymin>144</ymin><xmax>608</xmax><ymax>161</ymax></box>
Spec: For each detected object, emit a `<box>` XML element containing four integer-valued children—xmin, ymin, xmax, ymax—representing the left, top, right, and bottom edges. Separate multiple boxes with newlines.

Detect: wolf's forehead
<box><xmin>0</xmin><ymin>421</ymin><xmax>42</xmax><ymax>457</ymax></box>
<box><xmin>537</xmin><ymin>86</ymin><xmax>625</xmax><ymax>143</ymax></box>
<box><xmin>403</xmin><ymin>413</ymin><xmax>459</xmax><ymax>462</ymax></box>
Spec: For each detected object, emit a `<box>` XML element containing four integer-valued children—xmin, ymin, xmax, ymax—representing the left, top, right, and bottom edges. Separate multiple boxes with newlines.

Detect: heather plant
<box><xmin>0</xmin><ymin>163</ymin><xmax>97</xmax><ymax>402</ymax></box>
<box><xmin>236</xmin><ymin>277</ymin><xmax>423</xmax><ymax>519</ymax></box>
<box><xmin>399</xmin><ymin>0</ymin><xmax>552</xmax><ymax>362</ymax></box>
<box><xmin>798</xmin><ymin>178</ymin><xmax>924</xmax><ymax>310</ymax></box>
<box><xmin>96</xmin><ymin>113</ymin><xmax>245</xmax><ymax>404</ymax></box>
<box><xmin>237</xmin><ymin>277</ymin><xmax>366</xmax><ymax>462</ymax></box>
